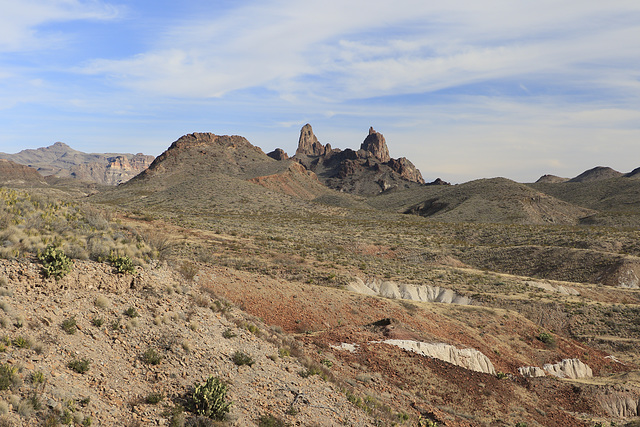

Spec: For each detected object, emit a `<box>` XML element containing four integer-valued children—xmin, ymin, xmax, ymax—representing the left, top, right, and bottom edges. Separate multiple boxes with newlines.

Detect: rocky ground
<box><xmin>0</xmin><ymin>257</ymin><xmax>374</xmax><ymax>426</ymax></box>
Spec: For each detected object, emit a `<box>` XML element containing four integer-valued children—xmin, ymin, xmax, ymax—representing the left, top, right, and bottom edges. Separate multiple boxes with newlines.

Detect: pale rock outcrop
<box><xmin>346</xmin><ymin>277</ymin><xmax>472</xmax><ymax>305</ymax></box>
<box><xmin>379</xmin><ymin>340</ymin><xmax>496</xmax><ymax>375</ymax></box>
<box><xmin>518</xmin><ymin>366</ymin><xmax>546</xmax><ymax>377</ymax></box>
<box><xmin>543</xmin><ymin>359</ymin><xmax>593</xmax><ymax>379</ymax></box>
<box><xmin>526</xmin><ymin>281</ymin><xmax>580</xmax><ymax>296</ymax></box>
<box><xmin>598</xmin><ymin>390</ymin><xmax>640</xmax><ymax>417</ymax></box>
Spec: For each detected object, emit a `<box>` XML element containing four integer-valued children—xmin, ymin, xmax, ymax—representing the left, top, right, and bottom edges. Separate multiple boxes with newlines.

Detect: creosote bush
<box><xmin>38</xmin><ymin>245</ymin><xmax>73</xmax><ymax>280</ymax></box>
<box><xmin>61</xmin><ymin>316</ymin><xmax>77</xmax><ymax>334</ymax></box>
<box><xmin>192</xmin><ymin>376</ymin><xmax>231</xmax><ymax>420</ymax></box>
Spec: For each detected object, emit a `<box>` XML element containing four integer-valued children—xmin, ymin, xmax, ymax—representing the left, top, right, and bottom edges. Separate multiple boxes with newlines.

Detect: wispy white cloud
<box><xmin>0</xmin><ymin>0</ymin><xmax>122</xmax><ymax>52</ymax></box>
<box><xmin>79</xmin><ymin>0</ymin><xmax>640</xmax><ymax>103</ymax></box>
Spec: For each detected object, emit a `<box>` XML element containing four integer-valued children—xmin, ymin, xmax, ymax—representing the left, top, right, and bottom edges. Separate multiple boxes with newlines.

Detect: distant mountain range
<box><xmin>3</xmin><ymin>127</ymin><xmax>640</xmax><ymax>227</ymax></box>
<box><xmin>0</xmin><ymin>142</ymin><xmax>154</xmax><ymax>185</ymax></box>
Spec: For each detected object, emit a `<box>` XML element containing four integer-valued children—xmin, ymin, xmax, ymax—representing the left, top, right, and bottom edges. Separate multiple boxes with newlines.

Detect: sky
<box><xmin>0</xmin><ymin>0</ymin><xmax>639</xmax><ymax>183</ymax></box>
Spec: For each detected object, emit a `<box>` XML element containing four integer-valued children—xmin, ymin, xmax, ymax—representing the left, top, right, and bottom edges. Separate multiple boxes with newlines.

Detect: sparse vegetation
<box><xmin>232</xmin><ymin>351</ymin><xmax>254</xmax><ymax>367</ymax></box>
<box><xmin>191</xmin><ymin>376</ymin><xmax>231</xmax><ymax>420</ymax></box>
<box><xmin>124</xmin><ymin>306</ymin><xmax>139</xmax><ymax>318</ymax></box>
<box><xmin>142</xmin><ymin>348</ymin><xmax>163</xmax><ymax>365</ymax></box>
<box><xmin>38</xmin><ymin>245</ymin><xmax>73</xmax><ymax>280</ymax></box>
<box><xmin>61</xmin><ymin>316</ymin><xmax>77</xmax><ymax>334</ymax></box>
<box><xmin>68</xmin><ymin>358</ymin><xmax>91</xmax><ymax>374</ymax></box>
<box><xmin>109</xmin><ymin>253</ymin><xmax>136</xmax><ymax>274</ymax></box>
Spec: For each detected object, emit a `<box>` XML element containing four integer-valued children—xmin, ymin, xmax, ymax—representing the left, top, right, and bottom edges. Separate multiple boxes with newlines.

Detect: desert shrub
<box><xmin>232</xmin><ymin>351</ymin><xmax>254</xmax><ymax>366</ymax></box>
<box><xmin>179</xmin><ymin>261</ymin><xmax>199</xmax><ymax>281</ymax></box>
<box><xmin>124</xmin><ymin>307</ymin><xmax>139</xmax><ymax>318</ymax></box>
<box><xmin>0</xmin><ymin>364</ymin><xmax>19</xmax><ymax>390</ymax></box>
<box><xmin>38</xmin><ymin>245</ymin><xmax>73</xmax><ymax>280</ymax></box>
<box><xmin>258</xmin><ymin>415</ymin><xmax>289</xmax><ymax>427</ymax></box>
<box><xmin>109</xmin><ymin>253</ymin><xmax>136</xmax><ymax>274</ymax></box>
<box><xmin>537</xmin><ymin>331</ymin><xmax>556</xmax><ymax>347</ymax></box>
<box><xmin>91</xmin><ymin>317</ymin><xmax>104</xmax><ymax>327</ymax></box>
<box><xmin>192</xmin><ymin>376</ymin><xmax>231</xmax><ymax>420</ymax></box>
<box><xmin>31</xmin><ymin>371</ymin><xmax>45</xmax><ymax>384</ymax></box>
<box><xmin>61</xmin><ymin>316</ymin><xmax>77</xmax><ymax>334</ymax></box>
<box><xmin>142</xmin><ymin>348</ymin><xmax>163</xmax><ymax>365</ymax></box>
<box><xmin>146</xmin><ymin>392</ymin><xmax>164</xmax><ymax>404</ymax></box>
<box><xmin>222</xmin><ymin>328</ymin><xmax>236</xmax><ymax>339</ymax></box>
<box><xmin>68</xmin><ymin>358</ymin><xmax>91</xmax><ymax>374</ymax></box>
<box><xmin>12</xmin><ymin>336</ymin><xmax>31</xmax><ymax>348</ymax></box>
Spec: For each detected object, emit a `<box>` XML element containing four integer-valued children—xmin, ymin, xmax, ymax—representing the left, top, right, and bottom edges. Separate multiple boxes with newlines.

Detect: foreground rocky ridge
<box><xmin>0</xmin><ymin>257</ymin><xmax>373</xmax><ymax>426</ymax></box>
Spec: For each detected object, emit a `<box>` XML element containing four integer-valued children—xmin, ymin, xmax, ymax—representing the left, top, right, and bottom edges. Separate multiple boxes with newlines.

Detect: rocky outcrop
<box><xmin>360</xmin><ymin>127</ymin><xmax>390</xmax><ymax>163</ymax></box>
<box><xmin>267</xmin><ymin>148</ymin><xmax>289</xmax><ymax>161</ymax></box>
<box><xmin>518</xmin><ymin>359</ymin><xmax>593</xmax><ymax>379</ymax></box>
<box><xmin>292</xmin><ymin>124</ymin><xmax>425</xmax><ymax>195</ymax></box>
<box><xmin>379</xmin><ymin>340</ymin><xmax>496</xmax><ymax>375</ymax></box>
<box><xmin>295</xmin><ymin>124</ymin><xmax>327</xmax><ymax>157</ymax></box>
<box><xmin>69</xmin><ymin>154</ymin><xmax>154</xmax><ymax>185</ymax></box>
<box><xmin>346</xmin><ymin>277</ymin><xmax>472</xmax><ymax>304</ymax></box>
<box><xmin>526</xmin><ymin>281</ymin><xmax>580</xmax><ymax>296</ymax></box>
<box><xmin>598</xmin><ymin>390</ymin><xmax>640</xmax><ymax>417</ymax></box>
<box><xmin>518</xmin><ymin>366</ymin><xmax>546</xmax><ymax>377</ymax></box>
<box><xmin>536</xmin><ymin>174</ymin><xmax>569</xmax><ymax>183</ymax></box>
<box><xmin>543</xmin><ymin>359</ymin><xmax>593</xmax><ymax>379</ymax></box>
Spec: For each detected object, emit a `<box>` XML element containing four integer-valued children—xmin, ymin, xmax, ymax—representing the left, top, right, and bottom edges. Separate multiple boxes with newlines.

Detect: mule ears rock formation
<box><xmin>295</xmin><ymin>123</ymin><xmax>328</xmax><ymax>157</ymax></box>
<box><xmin>360</xmin><ymin>127</ymin><xmax>390</xmax><ymax>163</ymax></box>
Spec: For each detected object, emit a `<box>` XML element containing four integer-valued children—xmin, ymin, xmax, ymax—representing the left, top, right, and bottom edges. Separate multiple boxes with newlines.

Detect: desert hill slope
<box><xmin>94</xmin><ymin>132</ymin><xmax>370</xmax><ymax>215</ymax></box>
<box><xmin>0</xmin><ymin>142</ymin><xmax>153</xmax><ymax>185</ymax></box>
<box><xmin>369</xmin><ymin>177</ymin><xmax>595</xmax><ymax>225</ymax></box>
<box><xmin>0</xmin><ymin>159</ymin><xmax>47</xmax><ymax>186</ymax></box>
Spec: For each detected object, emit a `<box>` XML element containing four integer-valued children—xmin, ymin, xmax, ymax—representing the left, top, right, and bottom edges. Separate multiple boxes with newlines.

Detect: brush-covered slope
<box><xmin>95</xmin><ymin>133</ymin><xmax>368</xmax><ymax>214</ymax></box>
<box><xmin>369</xmin><ymin>177</ymin><xmax>595</xmax><ymax>224</ymax></box>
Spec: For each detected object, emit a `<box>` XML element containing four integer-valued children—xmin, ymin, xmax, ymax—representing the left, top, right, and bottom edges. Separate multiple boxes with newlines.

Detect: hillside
<box><xmin>3</xmin><ymin>132</ymin><xmax>640</xmax><ymax>425</ymax></box>
<box><xmin>94</xmin><ymin>132</ymin><xmax>370</xmax><ymax>215</ymax></box>
<box><xmin>369</xmin><ymin>177</ymin><xmax>595</xmax><ymax>225</ymax></box>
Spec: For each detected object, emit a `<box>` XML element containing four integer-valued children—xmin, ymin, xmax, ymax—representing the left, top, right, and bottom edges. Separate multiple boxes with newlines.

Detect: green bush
<box><xmin>192</xmin><ymin>376</ymin><xmax>231</xmax><ymax>420</ymax></box>
<box><xmin>109</xmin><ymin>253</ymin><xmax>136</xmax><ymax>274</ymax></box>
<box><xmin>0</xmin><ymin>364</ymin><xmax>18</xmax><ymax>390</ymax></box>
<box><xmin>62</xmin><ymin>317</ymin><xmax>77</xmax><ymax>334</ymax></box>
<box><xmin>232</xmin><ymin>351</ymin><xmax>254</xmax><ymax>366</ymax></box>
<box><xmin>68</xmin><ymin>358</ymin><xmax>91</xmax><ymax>374</ymax></box>
<box><xmin>38</xmin><ymin>245</ymin><xmax>73</xmax><ymax>280</ymax></box>
<box><xmin>537</xmin><ymin>331</ymin><xmax>556</xmax><ymax>347</ymax></box>
<box><xmin>142</xmin><ymin>348</ymin><xmax>163</xmax><ymax>365</ymax></box>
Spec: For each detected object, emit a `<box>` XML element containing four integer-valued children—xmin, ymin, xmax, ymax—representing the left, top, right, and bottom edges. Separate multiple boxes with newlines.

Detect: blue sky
<box><xmin>1</xmin><ymin>0</ymin><xmax>639</xmax><ymax>183</ymax></box>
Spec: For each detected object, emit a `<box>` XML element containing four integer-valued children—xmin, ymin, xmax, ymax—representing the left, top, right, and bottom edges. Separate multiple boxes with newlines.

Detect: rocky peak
<box><xmin>360</xmin><ymin>127</ymin><xmax>390</xmax><ymax>163</ymax></box>
<box><xmin>267</xmin><ymin>148</ymin><xmax>289</xmax><ymax>161</ymax></box>
<box><xmin>295</xmin><ymin>124</ymin><xmax>326</xmax><ymax>157</ymax></box>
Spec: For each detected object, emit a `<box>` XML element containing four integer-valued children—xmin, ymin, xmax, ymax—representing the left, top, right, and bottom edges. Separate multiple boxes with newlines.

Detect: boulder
<box><xmin>543</xmin><ymin>358</ymin><xmax>593</xmax><ymax>379</ymax></box>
